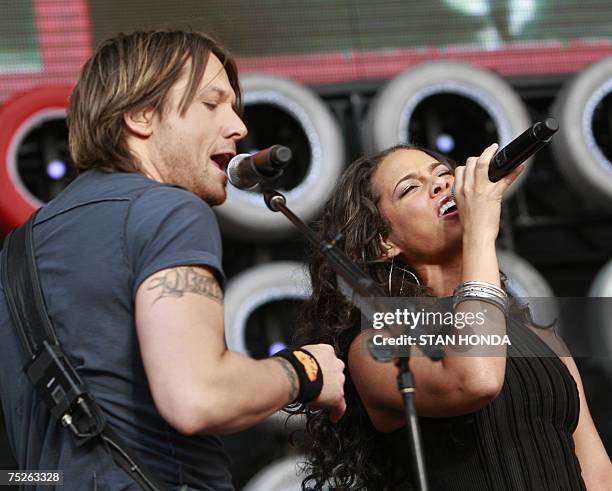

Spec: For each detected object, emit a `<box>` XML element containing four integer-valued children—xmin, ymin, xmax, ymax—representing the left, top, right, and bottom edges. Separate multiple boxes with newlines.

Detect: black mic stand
<box><xmin>261</xmin><ymin>187</ymin><xmax>431</xmax><ymax>491</ymax></box>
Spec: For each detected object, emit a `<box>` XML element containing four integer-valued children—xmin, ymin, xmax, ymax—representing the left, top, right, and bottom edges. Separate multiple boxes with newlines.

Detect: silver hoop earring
<box><xmin>388</xmin><ymin>256</ymin><xmax>395</xmax><ymax>296</ymax></box>
<box><xmin>388</xmin><ymin>256</ymin><xmax>420</xmax><ymax>296</ymax></box>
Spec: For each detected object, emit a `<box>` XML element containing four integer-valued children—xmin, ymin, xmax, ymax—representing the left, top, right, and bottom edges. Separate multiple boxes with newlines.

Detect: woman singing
<box><xmin>294</xmin><ymin>144</ymin><xmax>611</xmax><ymax>490</ymax></box>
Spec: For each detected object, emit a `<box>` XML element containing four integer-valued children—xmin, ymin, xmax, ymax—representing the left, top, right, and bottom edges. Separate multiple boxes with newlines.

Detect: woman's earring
<box><xmin>388</xmin><ymin>256</ymin><xmax>420</xmax><ymax>296</ymax></box>
<box><xmin>388</xmin><ymin>256</ymin><xmax>395</xmax><ymax>296</ymax></box>
<box><xmin>397</xmin><ymin>265</ymin><xmax>421</xmax><ymax>291</ymax></box>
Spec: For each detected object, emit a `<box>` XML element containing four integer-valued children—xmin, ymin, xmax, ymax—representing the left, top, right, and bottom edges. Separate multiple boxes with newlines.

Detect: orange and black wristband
<box><xmin>273</xmin><ymin>348</ymin><xmax>323</xmax><ymax>404</ymax></box>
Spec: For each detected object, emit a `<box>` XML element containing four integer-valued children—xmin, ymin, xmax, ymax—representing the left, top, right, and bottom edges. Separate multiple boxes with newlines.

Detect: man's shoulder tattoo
<box><xmin>147</xmin><ymin>267</ymin><xmax>223</xmax><ymax>304</ymax></box>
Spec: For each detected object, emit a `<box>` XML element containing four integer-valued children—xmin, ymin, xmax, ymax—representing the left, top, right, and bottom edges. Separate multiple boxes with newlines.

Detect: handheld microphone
<box><xmin>226</xmin><ymin>145</ymin><xmax>293</xmax><ymax>190</ymax></box>
<box><xmin>487</xmin><ymin>117</ymin><xmax>558</xmax><ymax>182</ymax></box>
<box><xmin>451</xmin><ymin>118</ymin><xmax>558</xmax><ymax>198</ymax></box>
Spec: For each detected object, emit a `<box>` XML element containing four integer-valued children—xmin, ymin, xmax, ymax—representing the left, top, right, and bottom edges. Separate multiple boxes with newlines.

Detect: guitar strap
<box><xmin>1</xmin><ymin>210</ymin><xmax>167</xmax><ymax>491</ymax></box>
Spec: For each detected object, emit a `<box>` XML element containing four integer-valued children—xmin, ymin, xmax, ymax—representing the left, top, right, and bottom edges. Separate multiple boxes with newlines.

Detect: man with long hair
<box><xmin>0</xmin><ymin>30</ymin><xmax>345</xmax><ymax>490</ymax></box>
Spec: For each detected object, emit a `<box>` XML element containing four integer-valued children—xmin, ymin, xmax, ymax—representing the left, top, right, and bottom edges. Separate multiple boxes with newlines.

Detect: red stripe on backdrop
<box><xmin>236</xmin><ymin>40</ymin><xmax>612</xmax><ymax>84</ymax></box>
<box><xmin>0</xmin><ymin>0</ymin><xmax>92</xmax><ymax>105</ymax></box>
<box><xmin>0</xmin><ymin>86</ymin><xmax>72</xmax><ymax>233</ymax></box>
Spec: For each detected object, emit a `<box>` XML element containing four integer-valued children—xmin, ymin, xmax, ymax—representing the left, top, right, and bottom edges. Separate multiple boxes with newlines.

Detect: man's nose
<box><xmin>227</xmin><ymin>111</ymin><xmax>248</xmax><ymax>141</ymax></box>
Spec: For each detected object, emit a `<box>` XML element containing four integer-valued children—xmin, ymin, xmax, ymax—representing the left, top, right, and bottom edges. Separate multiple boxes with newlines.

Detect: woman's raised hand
<box><xmin>453</xmin><ymin>143</ymin><xmax>525</xmax><ymax>241</ymax></box>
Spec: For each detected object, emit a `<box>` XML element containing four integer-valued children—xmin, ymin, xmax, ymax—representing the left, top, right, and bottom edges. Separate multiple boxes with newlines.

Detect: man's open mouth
<box><xmin>210</xmin><ymin>153</ymin><xmax>234</xmax><ymax>172</ymax></box>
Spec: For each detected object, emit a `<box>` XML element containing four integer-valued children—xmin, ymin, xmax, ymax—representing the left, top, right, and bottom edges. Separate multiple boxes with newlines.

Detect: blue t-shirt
<box><xmin>0</xmin><ymin>170</ymin><xmax>233</xmax><ymax>490</ymax></box>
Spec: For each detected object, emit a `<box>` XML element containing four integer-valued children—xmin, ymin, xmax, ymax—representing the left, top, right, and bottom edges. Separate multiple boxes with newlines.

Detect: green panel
<box><xmin>0</xmin><ymin>0</ymin><xmax>41</xmax><ymax>73</ymax></box>
<box><xmin>89</xmin><ymin>0</ymin><xmax>612</xmax><ymax>57</ymax></box>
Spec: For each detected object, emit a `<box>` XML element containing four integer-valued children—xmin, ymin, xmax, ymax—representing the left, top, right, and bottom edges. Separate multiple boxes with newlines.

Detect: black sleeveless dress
<box><xmin>386</xmin><ymin>318</ymin><xmax>586</xmax><ymax>490</ymax></box>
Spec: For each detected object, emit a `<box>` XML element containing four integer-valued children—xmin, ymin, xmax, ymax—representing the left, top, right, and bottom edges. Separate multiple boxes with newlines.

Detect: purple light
<box><xmin>436</xmin><ymin>134</ymin><xmax>455</xmax><ymax>153</ymax></box>
<box><xmin>47</xmin><ymin>159</ymin><xmax>66</xmax><ymax>180</ymax></box>
<box><xmin>268</xmin><ymin>342</ymin><xmax>287</xmax><ymax>356</ymax></box>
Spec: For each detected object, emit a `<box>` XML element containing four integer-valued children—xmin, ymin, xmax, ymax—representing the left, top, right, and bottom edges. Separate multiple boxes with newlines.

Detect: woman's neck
<box><xmin>415</xmin><ymin>249</ymin><xmax>463</xmax><ymax>297</ymax></box>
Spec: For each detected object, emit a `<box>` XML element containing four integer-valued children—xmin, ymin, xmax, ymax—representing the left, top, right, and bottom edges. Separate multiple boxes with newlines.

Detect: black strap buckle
<box><xmin>25</xmin><ymin>341</ymin><xmax>105</xmax><ymax>445</ymax></box>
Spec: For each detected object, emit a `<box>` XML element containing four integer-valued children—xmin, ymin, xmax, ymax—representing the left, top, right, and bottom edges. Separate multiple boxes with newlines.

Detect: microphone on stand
<box><xmin>226</xmin><ymin>145</ymin><xmax>293</xmax><ymax>190</ymax></box>
<box><xmin>451</xmin><ymin>118</ymin><xmax>558</xmax><ymax>197</ymax></box>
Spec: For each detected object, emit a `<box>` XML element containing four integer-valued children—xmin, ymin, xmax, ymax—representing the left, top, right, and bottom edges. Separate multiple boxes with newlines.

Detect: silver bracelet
<box><xmin>453</xmin><ymin>280</ymin><xmax>508</xmax><ymax>315</ymax></box>
<box><xmin>455</xmin><ymin>281</ymin><xmax>506</xmax><ymax>297</ymax></box>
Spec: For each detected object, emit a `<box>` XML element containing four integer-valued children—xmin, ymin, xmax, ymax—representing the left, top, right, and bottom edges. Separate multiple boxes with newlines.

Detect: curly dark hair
<box><xmin>291</xmin><ymin>144</ymin><xmax>538</xmax><ymax>490</ymax></box>
<box><xmin>291</xmin><ymin>144</ymin><xmax>454</xmax><ymax>490</ymax></box>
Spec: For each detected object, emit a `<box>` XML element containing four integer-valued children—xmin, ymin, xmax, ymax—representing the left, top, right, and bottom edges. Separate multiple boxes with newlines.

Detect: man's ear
<box><xmin>123</xmin><ymin>107</ymin><xmax>157</xmax><ymax>138</ymax></box>
<box><xmin>378</xmin><ymin>233</ymin><xmax>400</xmax><ymax>260</ymax></box>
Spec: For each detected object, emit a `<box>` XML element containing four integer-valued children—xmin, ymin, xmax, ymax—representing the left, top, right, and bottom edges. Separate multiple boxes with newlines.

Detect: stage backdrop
<box><xmin>88</xmin><ymin>0</ymin><xmax>612</xmax><ymax>83</ymax></box>
<box><xmin>1</xmin><ymin>0</ymin><xmax>612</xmax><ymax>106</ymax></box>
